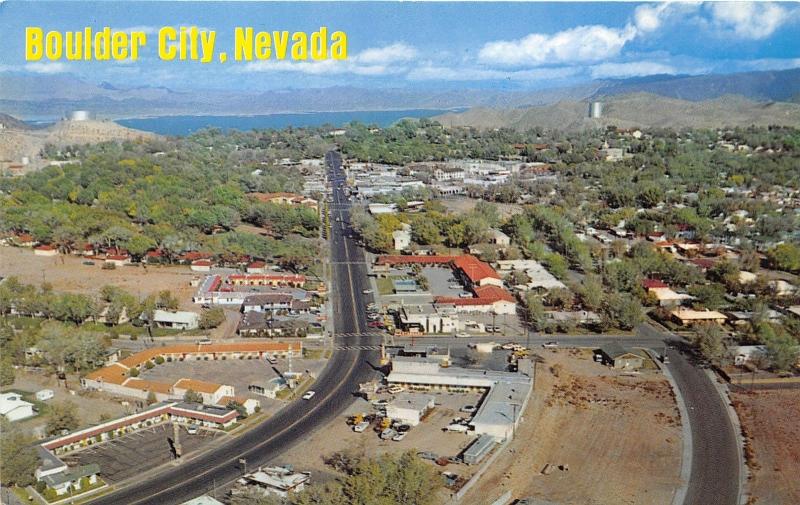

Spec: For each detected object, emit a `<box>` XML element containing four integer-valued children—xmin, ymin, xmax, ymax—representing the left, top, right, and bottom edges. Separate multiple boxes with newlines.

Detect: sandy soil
<box><xmin>463</xmin><ymin>349</ymin><xmax>682</xmax><ymax>505</ymax></box>
<box><xmin>7</xmin><ymin>369</ymin><xmax>129</xmax><ymax>439</ymax></box>
<box><xmin>0</xmin><ymin>247</ymin><xmax>198</xmax><ymax>310</ymax></box>
<box><xmin>731</xmin><ymin>389</ymin><xmax>800</xmax><ymax>505</ymax></box>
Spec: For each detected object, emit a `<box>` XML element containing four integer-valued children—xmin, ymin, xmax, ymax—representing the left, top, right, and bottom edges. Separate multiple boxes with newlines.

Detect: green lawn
<box><xmin>376</xmin><ymin>276</ymin><xmax>396</xmax><ymax>295</ymax></box>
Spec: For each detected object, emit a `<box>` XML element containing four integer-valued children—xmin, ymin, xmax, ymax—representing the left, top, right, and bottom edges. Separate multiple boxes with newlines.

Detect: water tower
<box><xmin>68</xmin><ymin>110</ymin><xmax>91</xmax><ymax>121</ymax></box>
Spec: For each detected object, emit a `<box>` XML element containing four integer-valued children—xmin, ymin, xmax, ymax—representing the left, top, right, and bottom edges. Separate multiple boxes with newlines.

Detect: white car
<box><xmin>362</xmin><ymin>289</ymin><xmax>373</xmax><ymax>295</ymax></box>
<box><xmin>186</xmin><ymin>425</ymin><xmax>199</xmax><ymax>435</ymax></box>
<box><xmin>454</xmin><ymin>333</ymin><xmax>471</xmax><ymax>338</ymax></box>
<box><xmin>353</xmin><ymin>421</ymin><xmax>370</xmax><ymax>433</ymax></box>
<box><xmin>302</xmin><ymin>391</ymin><xmax>316</xmax><ymax>400</ymax></box>
<box><xmin>392</xmin><ymin>431</ymin><xmax>407</xmax><ymax>442</ymax></box>
<box><xmin>542</xmin><ymin>341</ymin><xmax>559</xmax><ymax>349</ymax></box>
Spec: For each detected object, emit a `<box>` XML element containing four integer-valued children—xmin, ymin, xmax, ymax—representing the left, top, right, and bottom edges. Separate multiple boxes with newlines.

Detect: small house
<box><xmin>385</xmin><ymin>393</ymin><xmax>434</xmax><ymax>426</ymax></box>
<box><xmin>599</xmin><ymin>343</ymin><xmax>646</xmax><ymax>370</ymax></box>
<box><xmin>0</xmin><ymin>392</ymin><xmax>36</xmax><ymax>422</ymax></box>
<box><xmin>35</xmin><ymin>389</ymin><xmax>55</xmax><ymax>402</ymax></box>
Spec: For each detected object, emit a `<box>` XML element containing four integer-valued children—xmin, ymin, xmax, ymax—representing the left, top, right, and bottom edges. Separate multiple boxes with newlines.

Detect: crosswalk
<box><xmin>334</xmin><ymin>345</ymin><xmax>382</xmax><ymax>351</ymax></box>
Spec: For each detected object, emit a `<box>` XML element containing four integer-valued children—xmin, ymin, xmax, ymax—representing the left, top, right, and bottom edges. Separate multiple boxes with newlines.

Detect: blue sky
<box><xmin>1</xmin><ymin>1</ymin><xmax>798</xmax><ymax>91</ymax></box>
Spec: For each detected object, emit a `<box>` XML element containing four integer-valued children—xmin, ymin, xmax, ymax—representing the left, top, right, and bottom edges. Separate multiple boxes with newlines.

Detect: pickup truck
<box><xmin>444</xmin><ymin>423</ymin><xmax>469</xmax><ymax>433</ymax></box>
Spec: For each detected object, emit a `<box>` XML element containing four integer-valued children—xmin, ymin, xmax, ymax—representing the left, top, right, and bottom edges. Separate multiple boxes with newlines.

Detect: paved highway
<box><xmin>90</xmin><ymin>152</ymin><xmax>380</xmax><ymax>504</ymax></box>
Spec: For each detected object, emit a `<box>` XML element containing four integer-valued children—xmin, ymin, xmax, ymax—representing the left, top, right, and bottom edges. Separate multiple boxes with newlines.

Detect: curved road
<box><xmin>90</xmin><ymin>151</ymin><xmax>381</xmax><ymax>504</ymax></box>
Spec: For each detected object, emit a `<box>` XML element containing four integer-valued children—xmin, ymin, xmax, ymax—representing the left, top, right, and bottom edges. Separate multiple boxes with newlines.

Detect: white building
<box><xmin>0</xmin><ymin>392</ymin><xmax>36</xmax><ymax>422</ymax></box>
<box><xmin>393</xmin><ymin>224</ymin><xmax>412</xmax><ymax>251</ymax></box>
<box><xmin>496</xmin><ymin>259</ymin><xmax>566</xmax><ymax>291</ymax></box>
<box><xmin>234</xmin><ymin>466</ymin><xmax>310</xmax><ymax>499</ymax></box>
<box><xmin>385</xmin><ymin>393</ymin><xmax>434</xmax><ymax>426</ymax></box>
<box><xmin>386</xmin><ymin>356</ymin><xmax>532</xmax><ymax>440</ymax></box>
<box><xmin>151</xmin><ymin>310</ymin><xmax>200</xmax><ymax>330</ymax></box>
<box><xmin>487</xmin><ymin>228</ymin><xmax>511</xmax><ymax>247</ymax></box>
<box><xmin>398</xmin><ymin>304</ymin><xmax>457</xmax><ymax>334</ymax></box>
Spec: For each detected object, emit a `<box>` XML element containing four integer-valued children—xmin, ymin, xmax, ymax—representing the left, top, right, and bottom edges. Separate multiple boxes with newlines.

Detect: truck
<box><xmin>444</xmin><ymin>423</ymin><xmax>469</xmax><ymax>433</ymax></box>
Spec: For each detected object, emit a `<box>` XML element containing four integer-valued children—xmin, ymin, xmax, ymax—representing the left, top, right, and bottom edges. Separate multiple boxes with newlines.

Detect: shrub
<box><xmin>144</xmin><ymin>360</ymin><xmax>155</xmax><ymax>370</ymax></box>
<box><xmin>129</xmin><ymin>367</ymin><xmax>139</xmax><ymax>377</ymax></box>
<box><xmin>154</xmin><ymin>356</ymin><xmax>165</xmax><ymax>365</ymax></box>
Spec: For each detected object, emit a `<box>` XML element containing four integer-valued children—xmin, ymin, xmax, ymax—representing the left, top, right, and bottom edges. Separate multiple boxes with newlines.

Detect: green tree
<box><xmin>46</xmin><ymin>400</ymin><xmax>80</xmax><ymax>435</ymax></box>
<box><xmin>184</xmin><ymin>389</ymin><xmax>203</xmax><ymax>403</ymax></box>
<box><xmin>691</xmin><ymin>323</ymin><xmax>727</xmax><ymax>365</ymax></box>
<box><xmin>766</xmin><ymin>243</ymin><xmax>800</xmax><ymax>273</ymax></box>
<box><xmin>603</xmin><ymin>292</ymin><xmax>644</xmax><ymax>330</ymax></box>
<box><xmin>0</xmin><ymin>358</ymin><xmax>15</xmax><ymax>386</ymax></box>
<box><xmin>146</xmin><ymin>391</ymin><xmax>157</xmax><ymax>405</ymax></box>
<box><xmin>199</xmin><ymin>307</ymin><xmax>226</xmax><ymax>329</ymax></box>
<box><xmin>0</xmin><ymin>419</ymin><xmax>38</xmax><ymax>486</ymax></box>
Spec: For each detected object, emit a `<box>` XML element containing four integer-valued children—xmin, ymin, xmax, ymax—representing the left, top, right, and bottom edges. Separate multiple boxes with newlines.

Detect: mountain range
<box><xmin>1</xmin><ymin>68</ymin><xmax>799</xmax><ymax>120</ymax></box>
<box><xmin>433</xmin><ymin>93</ymin><xmax>800</xmax><ymax>131</ymax></box>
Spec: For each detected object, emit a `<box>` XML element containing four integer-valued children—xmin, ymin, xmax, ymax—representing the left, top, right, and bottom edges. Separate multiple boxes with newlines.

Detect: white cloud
<box><xmin>709</xmin><ymin>2</ymin><xmax>791</xmax><ymax>39</ymax></box>
<box><xmin>590</xmin><ymin>61</ymin><xmax>677</xmax><ymax>79</ymax></box>
<box><xmin>237</xmin><ymin>43</ymin><xmax>416</xmax><ymax>76</ymax></box>
<box><xmin>352</xmin><ymin>43</ymin><xmax>417</xmax><ymax>65</ymax></box>
<box><xmin>407</xmin><ymin>64</ymin><xmax>579</xmax><ymax>82</ymax></box>
<box><xmin>478</xmin><ymin>24</ymin><xmax>637</xmax><ymax>67</ymax></box>
<box><xmin>24</xmin><ymin>62</ymin><xmax>68</xmax><ymax>74</ymax></box>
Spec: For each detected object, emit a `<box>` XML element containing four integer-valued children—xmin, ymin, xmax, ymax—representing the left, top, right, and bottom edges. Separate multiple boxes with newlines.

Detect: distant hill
<box><xmin>2</xmin><ymin>67</ymin><xmax>799</xmax><ymax>119</ymax></box>
<box><xmin>0</xmin><ymin>113</ymin><xmax>158</xmax><ymax>168</ymax></box>
<box><xmin>591</xmin><ymin>68</ymin><xmax>800</xmax><ymax>102</ymax></box>
<box><xmin>433</xmin><ymin>93</ymin><xmax>800</xmax><ymax>131</ymax></box>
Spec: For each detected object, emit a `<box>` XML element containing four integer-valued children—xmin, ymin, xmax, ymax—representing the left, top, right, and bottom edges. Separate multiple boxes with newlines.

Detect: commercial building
<box><xmin>82</xmin><ymin>341</ymin><xmax>302</xmax><ymax>403</ymax></box>
<box><xmin>386</xmin><ymin>355</ymin><xmax>533</xmax><ymax>440</ymax></box>
<box><xmin>398</xmin><ymin>304</ymin><xmax>457</xmax><ymax>334</ymax></box>
<box><xmin>385</xmin><ymin>393</ymin><xmax>434</xmax><ymax>426</ymax></box>
<box><xmin>0</xmin><ymin>392</ymin><xmax>36</xmax><ymax>422</ymax></box>
<box><xmin>151</xmin><ymin>310</ymin><xmax>200</xmax><ymax>330</ymax></box>
<box><xmin>233</xmin><ymin>466</ymin><xmax>311</xmax><ymax>499</ymax></box>
<box><xmin>496</xmin><ymin>259</ymin><xmax>566</xmax><ymax>292</ymax></box>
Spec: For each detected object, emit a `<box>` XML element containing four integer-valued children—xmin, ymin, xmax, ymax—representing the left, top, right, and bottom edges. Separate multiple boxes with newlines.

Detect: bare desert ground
<box><xmin>731</xmin><ymin>389</ymin><xmax>800</xmax><ymax>505</ymax></box>
<box><xmin>463</xmin><ymin>349</ymin><xmax>683</xmax><ymax>505</ymax></box>
<box><xmin>0</xmin><ymin>247</ymin><xmax>197</xmax><ymax>309</ymax></box>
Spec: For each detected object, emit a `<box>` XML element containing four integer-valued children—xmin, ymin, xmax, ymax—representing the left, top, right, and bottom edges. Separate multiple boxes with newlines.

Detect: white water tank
<box><xmin>68</xmin><ymin>110</ymin><xmax>91</xmax><ymax>121</ymax></box>
<box><xmin>590</xmin><ymin>102</ymin><xmax>603</xmax><ymax>119</ymax></box>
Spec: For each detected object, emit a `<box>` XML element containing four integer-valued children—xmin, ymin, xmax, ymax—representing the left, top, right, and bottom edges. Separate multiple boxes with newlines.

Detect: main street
<box><xmin>90</xmin><ymin>152</ymin><xmax>380</xmax><ymax>504</ymax></box>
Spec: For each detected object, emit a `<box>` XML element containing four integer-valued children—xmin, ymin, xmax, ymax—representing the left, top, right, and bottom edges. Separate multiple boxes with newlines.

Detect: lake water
<box><xmin>116</xmin><ymin>108</ymin><xmax>461</xmax><ymax>135</ymax></box>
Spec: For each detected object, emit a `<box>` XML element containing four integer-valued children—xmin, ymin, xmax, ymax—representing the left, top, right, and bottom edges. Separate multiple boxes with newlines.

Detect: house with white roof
<box><xmin>0</xmin><ymin>392</ymin><xmax>36</xmax><ymax>422</ymax></box>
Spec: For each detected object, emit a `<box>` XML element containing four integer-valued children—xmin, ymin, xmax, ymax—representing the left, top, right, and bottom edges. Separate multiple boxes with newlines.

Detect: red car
<box><xmin>368</xmin><ymin>321</ymin><xmax>384</xmax><ymax>328</ymax></box>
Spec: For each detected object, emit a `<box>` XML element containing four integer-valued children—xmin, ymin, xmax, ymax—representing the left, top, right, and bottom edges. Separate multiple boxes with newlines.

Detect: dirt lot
<box><xmin>67</xmin><ymin>423</ymin><xmax>223</xmax><ymax>482</ymax></box>
<box><xmin>731</xmin><ymin>389</ymin><xmax>800</xmax><ymax>505</ymax></box>
<box><xmin>6</xmin><ymin>369</ymin><xmax>129</xmax><ymax>439</ymax></box>
<box><xmin>463</xmin><ymin>348</ymin><xmax>682</xmax><ymax>505</ymax></box>
<box><xmin>0</xmin><ymin>247</ymin><xmax>197</xmax><ymax>309</ymax></box>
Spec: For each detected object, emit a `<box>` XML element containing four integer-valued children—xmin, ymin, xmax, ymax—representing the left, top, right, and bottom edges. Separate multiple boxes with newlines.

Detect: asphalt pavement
<box><xmin>89</xmin><ymin>151</ymin><xmax>380</xmax><ymax>504</ymax></box>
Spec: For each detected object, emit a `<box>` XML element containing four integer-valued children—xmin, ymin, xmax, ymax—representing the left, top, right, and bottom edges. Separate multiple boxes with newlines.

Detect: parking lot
<box><xmin>66</xmin><ymin>423</ymin><xmax>223</xmax><ymax>483</ymax></box>
<box><xmin>138</xmin><ymin>355</ymin><xmax>328</xmax><ymax>415</ymax></box>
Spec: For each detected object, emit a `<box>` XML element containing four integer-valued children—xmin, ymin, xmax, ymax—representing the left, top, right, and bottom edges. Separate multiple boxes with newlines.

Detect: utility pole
<box><xmin>173</xmin><ymin>423</ymin><xmax>182</xmax><ymax>460</ymax></box>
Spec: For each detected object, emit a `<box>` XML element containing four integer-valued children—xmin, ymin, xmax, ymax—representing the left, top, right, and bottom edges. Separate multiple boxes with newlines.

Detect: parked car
<box><xmin>417</xmin><ymin>451</ymin><xmax>438</xmax><ymax>461</ymax></box>
<box><xmin>186</xmin><ymin>425</ymin><xmax>199</xmax><ymax>435</ymax></box>
<box><xmin>501</xmin><ymin>342</ymin><xmax>518</xmax><ymax>350</ymax></box>
<box><xmin>460</xmin><ymin>405</ymin><xmax>477</xmax><ymax>414</ymax></box>
<box><xmin>395</xmin><ymin>424</ymin><xmax>411</xmax><ymax>433</ymax></box>
<box><xmin>392</xmin><ymin>432</ymin><xmax>407</xmax><ymax>442</ymax></box>
<box><xmin>302</xmin><ymin>391</ymin><xmax>316</xmax><ymax>400</ymax></box>
<box><xmin>362</xmin><ymin>289</ymin><xmax>373</xmax><ymax>295</ymax></box>
<box><xmin>265</xmin><ymin>355</ymin><xmax>278</xmax><ymax>364</ymax></box>
<box><xmin>542</xmin><ymin>341</ymin><xmax>559</xmax><ymax>349</ymax></box>
<box><xmin>353</xmin><ymin>421</ymin><xmax>370</xmax><ymax>433</ymax></box>
<box><xmin>380</xmin><ymin>428</ymin><xmax>398</xmax><ymax>440</ymax></box>
<box><xmin>371</xmin><ymin>399</ymin><xmax>390</xmax><ymax>407</ymax></box>
<box><xmin>82</xmin><ymin>260</ymin><xmax>95</xmax><ymax>266</ymax></box>
<box><xmin>485</xmin><ymin>325</ymin><xmax>500</xmax><ymax>333</ymax></box>
<box><xmin>387</xmin><ymin>385</ymin><xmax>404</xmax><ymax>394</ymax></box>
<box><xmin>444</xmin><ymin>423</ymin><xmax>469</xmax><ymax>433</ymax></box>
<box><xmin>454</xmin><ymin>332</ymin><xmax>471</xmax><ymax>338</ymax></box>
<box><xmin>368</xmin><ymin>321</ymin><xmax>384</xmax><ymax>328</ymax></box>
